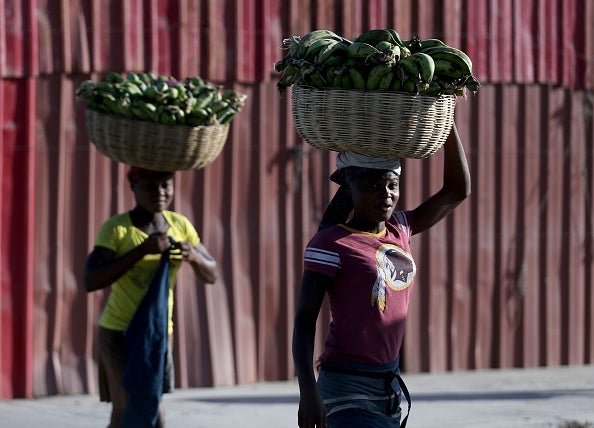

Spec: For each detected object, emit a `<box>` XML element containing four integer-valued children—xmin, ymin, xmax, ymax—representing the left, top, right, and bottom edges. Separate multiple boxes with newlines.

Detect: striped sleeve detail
<box><xmin>304</xmin><ymin>247</ymin><xmax>341</xmax><ymax>269</ymax></box>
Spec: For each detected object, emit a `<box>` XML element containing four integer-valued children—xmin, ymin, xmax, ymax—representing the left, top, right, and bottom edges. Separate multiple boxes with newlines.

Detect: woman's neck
<box><xmin>130</xmin><ymin>207</ymin><xmax>168</xmax><ymax>234</ymax></box>
<box><xmin>345</xmin><ymin>218</ymin><xmax>385</xmax><ymax>234</ymax></box>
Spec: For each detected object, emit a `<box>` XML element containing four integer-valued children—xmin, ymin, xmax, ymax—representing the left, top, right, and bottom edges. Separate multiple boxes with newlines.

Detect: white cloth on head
<box><xmin>336</xmin><ymin>152</ymin><xmax>401</xmax><ymax>176</ymax></box>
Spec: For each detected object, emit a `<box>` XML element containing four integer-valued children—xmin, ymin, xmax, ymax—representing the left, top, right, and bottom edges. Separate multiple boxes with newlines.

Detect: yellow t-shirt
<box><xmin>96</xmin><ymin>210</ymin><xmax>200</xmax><ymax>334</ymax></box>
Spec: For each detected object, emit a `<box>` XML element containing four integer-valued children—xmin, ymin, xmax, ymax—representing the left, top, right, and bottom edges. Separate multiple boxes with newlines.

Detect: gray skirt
<box><xmin>97</xmin><ymin>326</ymin><xmax>174</xmax><ymax>404</ymax></box>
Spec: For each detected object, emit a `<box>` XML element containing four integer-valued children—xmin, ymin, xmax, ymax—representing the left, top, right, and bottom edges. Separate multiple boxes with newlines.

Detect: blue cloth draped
<box><xmin>121</xmin><ymin>247</ymin><xmax>171</xmax><ymax>427</ymax></box>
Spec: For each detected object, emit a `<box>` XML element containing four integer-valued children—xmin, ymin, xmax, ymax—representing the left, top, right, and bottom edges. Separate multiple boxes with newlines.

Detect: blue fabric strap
<box><xmin>121</xmin><ymin>246</ymin><xmax>171</xmax><ymax>427</ymax></box>
<box><xmin>320</xmin><ymin>363</ymin><xmax>412</xmax><ymax>427</ymax></box>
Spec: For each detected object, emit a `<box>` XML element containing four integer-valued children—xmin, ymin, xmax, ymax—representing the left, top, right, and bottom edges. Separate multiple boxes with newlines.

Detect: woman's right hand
<box><xmin>297</xmin><ymin>389</ymin><xmax>327</xmax><ymax>428</ymax></box>
<box><xmin>293</xmin><ymin>270</ymin><xmax>330</xmax><ymax>427</ymax></box>
<box><xmin>142</xmin><ymin>231</ymin><xmax>171</xmax><ymax>254</ymax></box>
<box><xmin>84</xmin><ymin>231</ymin><xmax>170</xmax><ymax>292</ymax></box>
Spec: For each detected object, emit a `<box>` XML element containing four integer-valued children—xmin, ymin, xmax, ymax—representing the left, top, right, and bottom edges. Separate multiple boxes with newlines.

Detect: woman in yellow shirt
<box><xmin>84</xmin><ymin>167</ymin><xmax>218</xmax><ymax>428</ymax></box>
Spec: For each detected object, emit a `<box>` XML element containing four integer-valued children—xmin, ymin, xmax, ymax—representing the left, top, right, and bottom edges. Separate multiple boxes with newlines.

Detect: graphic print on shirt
<box><xmin>371</xmin><ymin>244</ymin><xmax>416</xmax><ymax>311</ymax></box>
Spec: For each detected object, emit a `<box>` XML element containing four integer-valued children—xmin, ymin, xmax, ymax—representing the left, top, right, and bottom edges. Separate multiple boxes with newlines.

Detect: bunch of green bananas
<box><xmin>76</xmin><ymin>72</ymin><xmax>248</xmax><ymax>127</ymax></box>
<box><xmin>274</xmin><ymin>29</ymin><xmax>480</xmax><ymax>97</ymax></box>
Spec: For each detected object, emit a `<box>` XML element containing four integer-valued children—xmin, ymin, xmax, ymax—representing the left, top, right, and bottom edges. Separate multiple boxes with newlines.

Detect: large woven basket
<box><xmin>291</xmin><ymin>85</ymin><xmax>457</xmax><ymax>159</ymax></box>
<box><xmin>85</xmin><ymin>108</ymin><xmax>230</xmax><ymax>171</ymax></box>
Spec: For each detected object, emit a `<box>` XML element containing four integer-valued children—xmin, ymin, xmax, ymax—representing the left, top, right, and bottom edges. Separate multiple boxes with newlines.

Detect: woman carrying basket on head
<box><xmin>292</xmin><ymin>122</ymin><xmax>471</xmax><ymax>428</ymax></box>
<box><xmin>84</xmin><ymin>167</ymin><xmax>218</xmax><ymax>428</ymax></box>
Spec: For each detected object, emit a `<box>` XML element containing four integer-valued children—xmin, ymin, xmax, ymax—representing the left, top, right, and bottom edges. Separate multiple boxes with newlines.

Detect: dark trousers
<box><xmin>98</xmin><ymin>326</ymin><xmax>174</xmax><ymax>428</ymax></box>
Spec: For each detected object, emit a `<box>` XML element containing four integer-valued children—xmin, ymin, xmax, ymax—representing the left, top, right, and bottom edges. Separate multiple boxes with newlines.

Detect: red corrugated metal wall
<box><xmin>1</xmin><ymin>0</ymin><xmax>593</xmax><ymax>399</ymax></box>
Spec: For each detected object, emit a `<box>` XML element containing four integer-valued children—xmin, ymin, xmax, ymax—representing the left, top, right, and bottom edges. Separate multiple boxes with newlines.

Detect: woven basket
<box><xmin>291</xmin><ymin>85</ymin><xmax>457</xmax><ymax>159</ymax></box>
<box><xmin>85</xmin><ymin>108</ymin><xmax>230</xmax><ymax>171</ymax></box>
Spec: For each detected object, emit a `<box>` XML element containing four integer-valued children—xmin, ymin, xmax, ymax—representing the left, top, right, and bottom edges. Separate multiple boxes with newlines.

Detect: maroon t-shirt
<box><xmin>304</xmin><ymin>211</ymin><xmax>416</xmax><ymax>365</ymax></box>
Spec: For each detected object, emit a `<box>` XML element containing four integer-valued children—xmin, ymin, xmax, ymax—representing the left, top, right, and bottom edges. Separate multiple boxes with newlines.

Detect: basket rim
<box><xmin>290</xmin><ymin>86</ymin><xmax>457</xmax><ymax>158</ymax></box>
<box><xmin>85</xmin><ymin>107</ymin><xmax>230</xmax><ymax>132</ymax></box>
<box><xmin>291</xmin><ymin>84</ymin><xmax>459</xmax><ymax>100</ymax></box>
<box><xmin>84</xmin><ymin>108</ymin><xmax>230</xmax><ymax>171</ymax></box>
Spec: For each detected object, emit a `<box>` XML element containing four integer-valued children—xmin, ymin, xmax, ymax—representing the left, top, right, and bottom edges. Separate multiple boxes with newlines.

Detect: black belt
<box><xmin>321</xmin><ymin>364</ymin><xmax>411</xmax><ymax>427</ymax></box>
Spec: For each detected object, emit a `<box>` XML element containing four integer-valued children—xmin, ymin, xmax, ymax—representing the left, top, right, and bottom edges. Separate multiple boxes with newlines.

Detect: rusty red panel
<box><xmin>233</xmin><ymin>0</ymin><xmax>251</xmax><ymax>82</ymax></box>
<box><xmin>313</xmin><ymin>0</ymin><xmax>337</xmax><ymax>30</ymax></box>
<box><xmin>496</xmin><ymin>85</ymin><xmax>522</xmax><ymax>368</ymax></box>
<box><xmin>4</xmin><ymin>0</ymin><xmax>594</xmax><ymax>89</ymax></box>
<box><xmin>59</xmin><ymin>1</ymin><xmax>72</xmax><ymax>74</ymax></box>
<box><xmin>276</xmin><ymin>86</ymin><xmax>303</xmax><ymax>380</ymax></box>
<box><xmin>389</xmin><ymin>0</ymin><xmax>414</xmax><ymax>43</ymax></box>
<box><xmin>0</xmin><ymin>1</ymin><xmax>5</xmax><ymax>76</ymax></box>
<box><xmin>143</xmin><ymin>0</ymin><xmax>160</xmax><ymax>74</ymax></box>
<box><xmin>427</xmin><ymin>157</ymin><xmax>453</xmax><ymax>372</ymax></box>
<box><xmin>286</xmin><ymin>0</ymin><xmax>312</xmax><ymax>38</ymax></box>
<box><xmin>535</xmin><ymin>0</ymin><xmax>548</xmax><ymax>84</ymax></box>
<box><xmin>95</xmin><ymin>1</ymin><xmax>124</xmax><ymax>73</ymax></box>
<box><xmin>203</xmin><ymin>0</ymin><xmax>229</xmax><ymax>82</ymax></box>
<box><xmin>35</xmin><ymin>1</ymin><xmax>57</xmax><ymax>74</ymax></box>
<box><xmin>585</xmin><ymin>0</ymin><xmax>594</xmax><ymax>88</ymax></box>
<box><xmin>36</xmin><ymin>75</ymin><xmax>65</xmax><ymax>396</ymax></box>
<box><xmin>154</xmin><ymin>1</ymin><xmax>175</xmax><ymax>75</ymax></box>
<box><xmin>2</xmin><ymin>1</ymin><xmax>25</xmax><ymax>76</ymax></box>
<box><xmin>577</xmin><ymin>89</ymin><xmax>592</xmax><ymax>361</ymax></box>
<box><xmin>566</xmin><ymin>90</ymin><xmax>588</xmax><ymax>364</ymax></box>
<box><xmin>490</xmin><ymin>0</ymin><xmax>513</xmax><ymax>82</ymax></box>
<box><xmin>0</xmin><ymin>77</ymin><xmax>35</xmax><ymax>399</ymax></box>
<box><xmin>520</xmin><ymin>85</ymin><xmax>545</xmax><ymax>367</ymax></box>
<box><xmin>447</xmin><ymin>100</ymin><xmax>475</xmax><ymax>371</ymax></box>
<box><xmin>573</xmin><ymin>0</ymin><xmax>589</xmax><ymax>88</ymax></box>
<box><xmin>248</xmin><ymin>0</ymin><xmax>268</xmax><ymax>83</ymax></box>
<box><xmin>164</xmin><ymin>1</ymin><xmax>201</xmax><ymax>79</ymax></box>
<box><xmin>341</xmin><ymin>0</ymin><xmax>365</xmax><ymax>40</ymax></box>
<box><xmin>437</xmin><ymin>0</ymin><xmax>461</xmax><ymax>50</ymax></box>
<box><xmin>254</xmin><ymin>0</ymin><xmax>280</xmax><ymax>82</ymax></box>
<box><xmin>473</xmin><ymin>86</ymin><xmax>498</xmax><ymax>370</ymax></box>
<box><xmin>195</xmin><ymin>160</ymin><xmax>237</xmax><ymax>386</ymax></box>
<box><xmin>0</xmin><ymin>81</ymin><xmax>19</xmax><ymax>399</ymax></box>
<box><xmin>515</xmin><ymin>0</ymin><xmax>535</xmax><ymax>83</ymax></box>
<box><xmin>366</xmin><ymin>0</ymin><xmax>389</xmax><ymax>29</ymax></box>
<box><xmin>401</xmin><ymin>156</ymin><xmax>447</xmax><ymax>372</ymax></box>
<box><xmin>121</xmin><ymin>1</ymin><xmax>145</xmax><ymax>71</ymax></box>
<box><xmin>543</xmin><ymin>89</ymin><xmax>565</xmax><ymax>366</ymax></box>
<box><xmin>255</xmin><ymin>83</ymin><xmax>282</xmax><ymax>380</ymax></box>
<box><xmin>465</xmin><ymin>0</ymin><xmax>489</xmax><ymax>84</ymax></box>
<box><xmin>560</xmin><ymin>0</ymin><xmax>578</xmax><ymax>87</ymax></box>
<box><xmin>544</xmin><ymin>0</ymin><xmax>559</xmax><ymax>84</ymax></box>
<box><xmin>411</xmin><ymin>0</ymin><xmax>437</xmax><ymax>39</ymax></box>
<box><xmin>75</xmin><ymin>1</ymin><xmax>93</xmax><ymax>73</ymax></box>
<box><xmin>215</xmin><ymin>84</ymin><xmax>260</xmax><ymax>384</ymax></box>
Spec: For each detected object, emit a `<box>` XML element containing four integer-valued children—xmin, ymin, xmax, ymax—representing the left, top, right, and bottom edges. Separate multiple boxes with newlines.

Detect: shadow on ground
<box><xmin>186</xmin><ymin>394</ymin><xmax>299</xmax><ymax>404</ymax></box>
<box><xmin>185</xmin><ymin>388</ymin><xmax>594</xmax><ymax>405</ymax></box>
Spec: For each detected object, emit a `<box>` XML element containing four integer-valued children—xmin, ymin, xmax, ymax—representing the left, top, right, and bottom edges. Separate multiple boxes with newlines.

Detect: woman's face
<box><xmin>132</xmin><ymin>173</ymin><xmax>174</xmax><ymax>213</ymax></box>
<box><xmin>348</xmin><ymin>169</ymin><xmax>400</xmax><ymax>228</ymax></box>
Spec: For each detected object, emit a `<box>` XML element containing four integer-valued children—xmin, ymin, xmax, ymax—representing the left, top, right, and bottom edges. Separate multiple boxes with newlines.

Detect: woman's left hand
<box><xmin>170</xmin><ymin>241</ymin><xmax>194</xmax><ymax>262</ymax></box>
<box><xmin>171</xmin><ymin>241</ymin><xmax>218</xmax><ymax>284</ymax></box>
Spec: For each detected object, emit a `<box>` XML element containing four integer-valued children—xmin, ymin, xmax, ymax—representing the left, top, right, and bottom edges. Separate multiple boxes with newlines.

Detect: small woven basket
<box><xmin>291</xmin><ymin>85</ymin><xmax>457</xmax><ymax>159</ymax></box>
<box><xmin>85</xmin><ymin>108</ymin><xmax>230</xmax><ymax>171</ymax></box>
